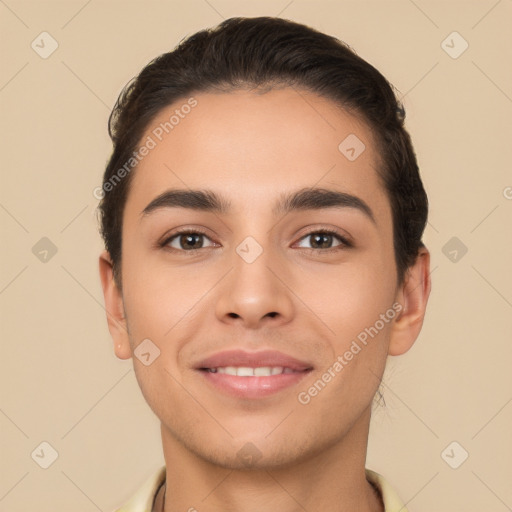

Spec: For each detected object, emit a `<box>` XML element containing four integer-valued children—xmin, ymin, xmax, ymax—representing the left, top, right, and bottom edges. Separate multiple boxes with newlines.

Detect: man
<box><xmin>98</xmin><ymin>16</ymin><xmax>431</xmax><ymax>512</ymax></box>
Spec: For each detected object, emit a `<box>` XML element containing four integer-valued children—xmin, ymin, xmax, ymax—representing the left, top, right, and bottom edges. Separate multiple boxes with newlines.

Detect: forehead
<box><xmin>124</xmin><ymin>88</ymin><xmax>390</xmax><ymax>223</ymax></box>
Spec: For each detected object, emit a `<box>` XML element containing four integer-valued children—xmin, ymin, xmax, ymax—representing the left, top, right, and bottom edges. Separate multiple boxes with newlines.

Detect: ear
<box><xmin>98</xmin><ymin>250</ymin><xmax>132</xmax><ymax>360</ymax></box>
<box><xmin>388</xmin><ymin>246</ymin><xmax>431</xmax><ymax>356</ymax></box>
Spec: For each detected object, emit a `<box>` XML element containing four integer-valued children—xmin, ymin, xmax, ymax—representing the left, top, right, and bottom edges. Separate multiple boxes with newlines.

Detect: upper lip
<box><xmin>195</xmin><ymin>349</ymin><xmax>313</xmax><ymax>371</ymax></box>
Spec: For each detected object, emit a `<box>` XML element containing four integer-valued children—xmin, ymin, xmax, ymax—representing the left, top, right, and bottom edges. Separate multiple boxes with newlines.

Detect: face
<box><xmin>102</xmin><ymin>87</ymin><xmax>425</xmax><ymax>469</ymax></box>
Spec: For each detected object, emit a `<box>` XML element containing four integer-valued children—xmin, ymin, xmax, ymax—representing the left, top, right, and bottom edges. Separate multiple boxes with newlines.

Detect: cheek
<box><xmin>305</xmin><ymin>254</ymin><xmax>396</xmax><ymax>341</ymax></box>
<box><xmin>131</xmin><ymin>356</ymin><xmax>196</xmax><ymax>439</ymax></box>
<box><xmin>120</xmin><ymin>239</ymin><xmax>196</xmax><ymax>338</ymax></box>
<box><xmin>297</xmin><ymin>269</ymin><xmax>395</xmax><ymax>419</ymax></box>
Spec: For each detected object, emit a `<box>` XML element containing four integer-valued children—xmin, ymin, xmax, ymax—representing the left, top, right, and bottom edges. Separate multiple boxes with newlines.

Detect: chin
<box><xmin>209</xmin><ymin>433</ymin><xmax>324</xmax><ymax>471</ymax></box>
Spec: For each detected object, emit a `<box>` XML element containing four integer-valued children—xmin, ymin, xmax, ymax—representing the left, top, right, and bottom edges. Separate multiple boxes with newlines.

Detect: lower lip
<box><xmin>199</xmin><ymin>369</ymin><xmax>312</xmax><ymax>399</ymax></box>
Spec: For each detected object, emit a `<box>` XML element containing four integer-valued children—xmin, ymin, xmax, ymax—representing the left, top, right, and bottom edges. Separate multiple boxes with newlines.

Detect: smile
<box><xmin>204</xmin><ymin>366</ymin><xmax>302</xmax><ymax>376</ymax></box>
<box><xmin>194</xmin><ymin>349</ymin><xmax>313</xmax><ymax>399</ymax></box>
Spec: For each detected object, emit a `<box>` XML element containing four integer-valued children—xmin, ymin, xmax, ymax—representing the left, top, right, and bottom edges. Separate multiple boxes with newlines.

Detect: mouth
<box><xmin>201</xmin><ymin>366</ymin><xmax>305</xmax><ymax>376</ymax></box>
<box><xmin>195</xmin><ymin>350</ymin><xmax>313</xmax><ymax>399</ymax></box>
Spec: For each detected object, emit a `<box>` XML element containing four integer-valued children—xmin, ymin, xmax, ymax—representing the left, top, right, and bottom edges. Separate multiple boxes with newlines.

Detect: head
<box><xmin>98</xmin><ymin>17</ymin><xmax>430</xmax><ymax>469</ymax></box>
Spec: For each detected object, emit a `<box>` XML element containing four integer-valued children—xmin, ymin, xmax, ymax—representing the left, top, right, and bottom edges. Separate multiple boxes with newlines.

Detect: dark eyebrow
<box><xmin>141</xmin><ymin>187</ymin><xmax>376</xmax><ymax>224</ymax></box>
<box><xmin>274</xmin><ymin>187</ymin><xmax>375</xmax><ymax>223</ymax></box>
<box><xmin>141</xmin><ymin>189</ymin><xmax>231</xmax><ymax>217</ymax></box>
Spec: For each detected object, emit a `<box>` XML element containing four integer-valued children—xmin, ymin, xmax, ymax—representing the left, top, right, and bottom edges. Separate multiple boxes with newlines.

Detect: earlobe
<box><xmin>388</xmin><ymin>247</ymin><xmax>431</xmax><ymax>356</ymax></box>
<box><xmin>98</xmin><ymin>250</ymin><xmax>132</xmax><ymax>360</ymax></box>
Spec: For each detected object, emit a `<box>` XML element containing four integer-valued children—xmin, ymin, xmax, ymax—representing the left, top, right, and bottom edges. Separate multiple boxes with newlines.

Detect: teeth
<box><xmin>210</xmin><ymin>366</ymin><xmax>290</xmax><ymax>376</ymax></box>
<box><xmin>255</xmin><ymin>367</ymin><xmax>276</xmax><ymax>376</ymax></box>
<box><xmin>237</xmin><ymin>366</ymin><xmax>255</xmax><ymax>377</ymax></box>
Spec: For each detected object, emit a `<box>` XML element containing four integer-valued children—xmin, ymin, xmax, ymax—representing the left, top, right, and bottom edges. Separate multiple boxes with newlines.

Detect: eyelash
<box><xmin>159</xmin><ymin>227</ymin><xmax>352</xmax><ymax>255</ymax></box>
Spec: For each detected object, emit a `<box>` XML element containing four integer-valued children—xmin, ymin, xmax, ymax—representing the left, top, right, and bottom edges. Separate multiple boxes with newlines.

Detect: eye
<box><xmin>161</xmin><ymin>229</ymin><xmax>217</xmax><ymax>251</ymax></box>
<box><xmin>160</xmin><ymin>227</ymin><xmax>352</xmax><ymax>253</ymax></box>
<box><xmin>295</xmin><ymin>229</ymin><xmax>351</xmax><ymax>252</ymax></box>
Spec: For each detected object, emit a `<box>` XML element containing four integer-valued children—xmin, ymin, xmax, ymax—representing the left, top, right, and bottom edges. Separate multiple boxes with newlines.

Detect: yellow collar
<box><xmin>115</xmin><ymin>466</ymin><xmax>408</xmax><ymax>512</ymax></box>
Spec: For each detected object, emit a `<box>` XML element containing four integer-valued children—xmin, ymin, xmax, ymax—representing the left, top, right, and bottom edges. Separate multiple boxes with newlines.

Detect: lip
<box><xmin>195</xmin><ymin>349</ymin><xmax>313</xmax><ymax>372</ymax></box>
<box><xmin>195</xmin><ymin>349</ymin><xmax>313</xmax><ymax>399</ymax></box>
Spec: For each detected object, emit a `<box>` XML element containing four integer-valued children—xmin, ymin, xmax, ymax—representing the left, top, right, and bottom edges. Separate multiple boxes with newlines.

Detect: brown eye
<box><xmin>163</xmin><ymin>231</ymin><xmax>216</xmax><ymax>251</ymax></box>
<box><xmin>310</xmin><ymin>233</ymin><xmax>335</xmax><ymax>249</ymax></box>
<box><xmin>296</xmin><ymin>230</ymin><xmax>350</xmax><ymax>251</ymax></box>
<box><xmin>178</xmin><ymin>233</ymin><xmax>204</xmax><ymax>250</ymax></box>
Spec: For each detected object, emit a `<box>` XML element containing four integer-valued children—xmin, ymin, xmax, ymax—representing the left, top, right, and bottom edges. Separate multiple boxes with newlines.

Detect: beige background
<box><xmin>1</xmin><ymin>0</ymin><xmax>511</xmax><ymax>510</ymax></box>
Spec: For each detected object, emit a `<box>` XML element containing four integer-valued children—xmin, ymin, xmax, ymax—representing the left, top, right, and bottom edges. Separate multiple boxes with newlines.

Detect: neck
<box><xmin>157</xmin><ymin>406</ymin><xmax>383</xmax><ymax>512</ymax></box>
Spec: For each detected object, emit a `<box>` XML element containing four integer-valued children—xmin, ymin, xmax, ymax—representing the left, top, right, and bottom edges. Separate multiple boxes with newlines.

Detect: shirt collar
<box><xmin>115</xmin><ymin>466</ymin><xmax>408</xmax><ymax>512</ymax></box>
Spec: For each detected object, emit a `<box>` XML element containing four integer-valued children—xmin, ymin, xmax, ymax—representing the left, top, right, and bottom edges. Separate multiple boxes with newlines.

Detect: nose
<box><xmin>215</xmin><ymin>243</ymin><xmax>295</xmax><ymax>330</ymax></box>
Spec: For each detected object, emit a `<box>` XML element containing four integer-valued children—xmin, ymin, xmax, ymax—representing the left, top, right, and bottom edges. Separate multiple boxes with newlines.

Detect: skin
<box><xmin>99</xmin><ymin>87</ymin><xmax>431</xmax><ymax>512</ymax></box>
